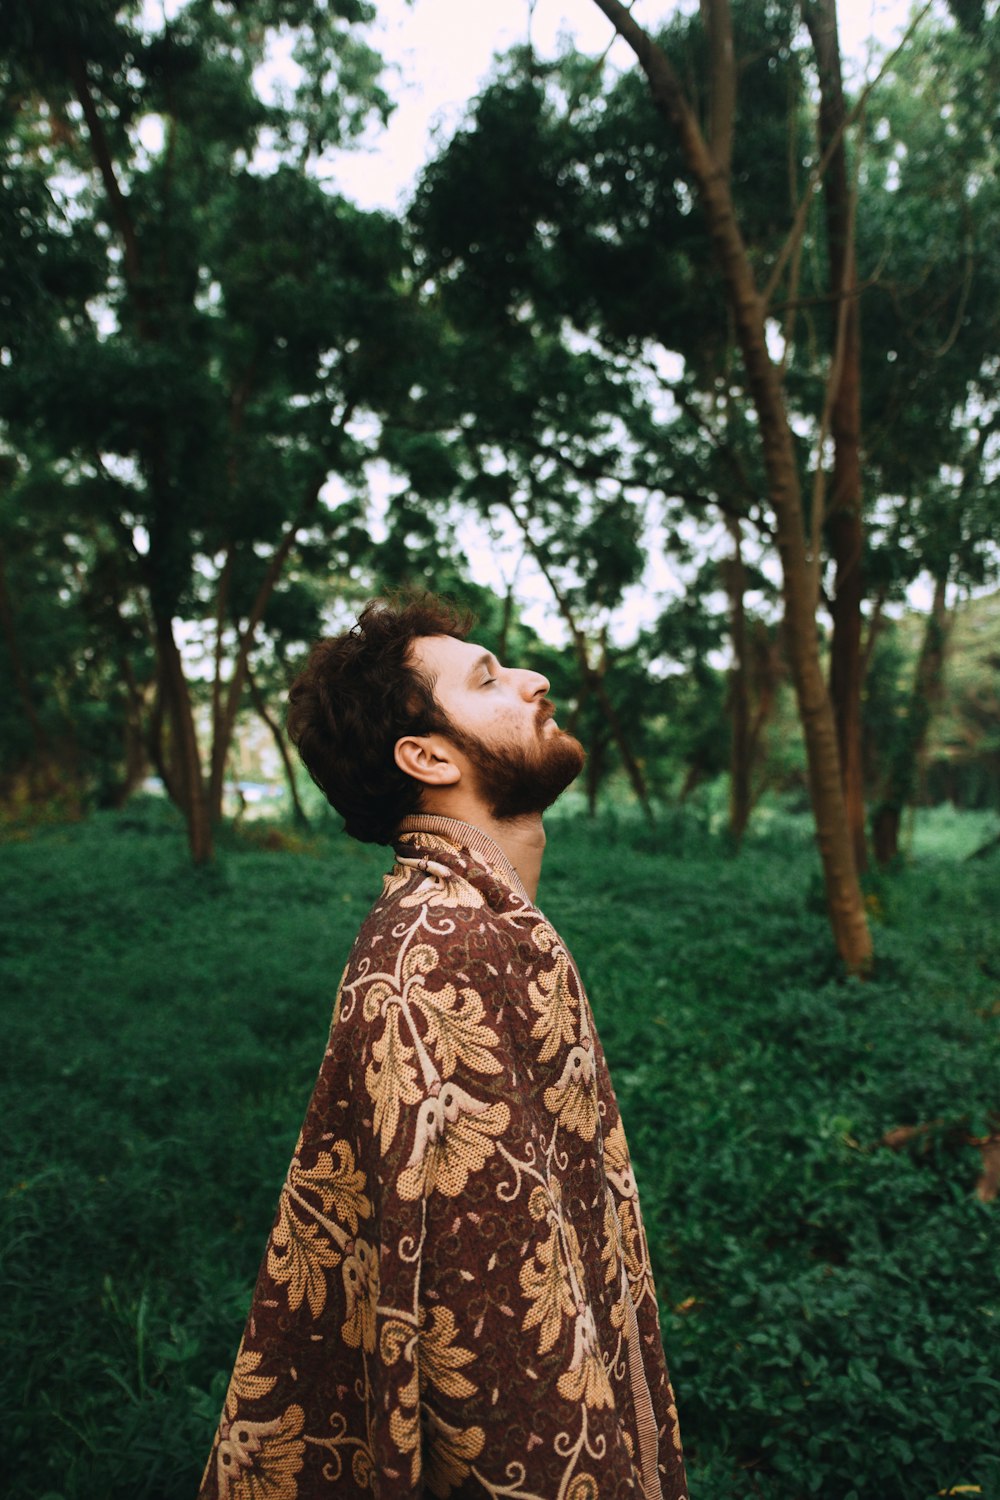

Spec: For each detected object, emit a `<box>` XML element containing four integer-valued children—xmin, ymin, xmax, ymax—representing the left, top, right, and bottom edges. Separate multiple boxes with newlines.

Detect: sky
<box><xmin>267</xmin><ymin>0</ymin><xmax>918</xmax><ymax>641</ymax></box>
<box><xmin>151</xmin><ymin>0</ymin><xmax>927</xmax><ymax>644</ymax></box>
<box><xmin>289</xmin><ymin>0</ymin><xmax>917</xmax><ymax>214</ymax></box>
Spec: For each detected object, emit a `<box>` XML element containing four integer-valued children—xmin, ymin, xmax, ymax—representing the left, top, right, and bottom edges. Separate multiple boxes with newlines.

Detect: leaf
<box><xmin>528</xmin><ymin>951</ymin><xmax>578</xmax><ymax>1063</ymax></box>
<box><xmin>412</xmin><ymin>981</ymin><xmax>502</xmax><ymax>1078</ymax></box>
<box><xmin>365</xmin><ymin>1007</ymin><xmax>422</xmax><ymax>1155</ymax></box>
<box><xmin>290</xmin><ymin>1141</ymin><xmax>371</xmax><ymax>1234</ymax></box>
<box><xmin>419</xmin><ymin>1306</ymin><xmax>478</xmax><ymax>1399</ymax></box>
<box><xmin>267</xmin><ymin>1192</ymin><xmax>339</xmax><ymax>1318</ymax></box>
<box><xmin>519</xmin><ymin>1220</ymin><xmax>576</xmax><ymax>1355</ymax></box>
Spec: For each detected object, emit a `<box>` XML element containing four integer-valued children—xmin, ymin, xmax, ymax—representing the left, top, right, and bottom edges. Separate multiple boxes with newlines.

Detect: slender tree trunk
<box><xmin>0</xmin><ymin>538</ymin><xmax>53</xmax><ymax>769</ymax></box>
<box><xmin>746</xmin><ymin>620</ymin><xmax>785</xmax><ymax>810</ymax></box>
<box><xmin>208</xmin><ymin>474</ymin><xmax>331</xmax><ymax>823</ymax></box>
<box><xmin>804</xmin><ymin>0</ymin><xmax>868</xmax><ymax>873</ymax></box>
<box><xmin>872</xmin><ymin>574</ymin><xmax>951</xmax><ymax>866</ymax></box>
<box><xmin>564</xmin><ymin>674</ymin><xmax>589</xmax><ymax>742</ymax></box>
<box><xmin>101</xmin><ymin>657</ymin><xmax>149</xmax><ymax>809</ymax></box>
<box><xmin>499</xmin><ymin>582</ymin><xmax>515</xmax><ymax>661</ymax></box>
<box><xmin>679</xmin><ymin>761</ymin><xmax>704</xmax><ymax>802</ymax></box>
<box><xmin>587</xmin><ymin>667</ymin><xmax>651</xmax><ymax>818</ymax></box>
<box><xmin>870</xmin><ymin>800</ymin><xmax>900</xmax><ymax>870</ymax></box>
<box><xmin>826</xmin><ymin>436</ymin><xmax>866</xmax><ymax>868</ymax></box>
<box><xmin>154</xmin><ymin>613</ymin><xmax>213</xmax><ymax>862</ymax></box>
<box><xmin>246</xmin><ymin>666</ymin><xmax>310</xmax><ymax>828</ymax></box>
<box><xmin>586</xmin><ymin>729</ymin><xmax>607</xmax><ymax>816</ymax></box>
<box><xmin>590</xmin><ymin>0</ymin><xmax>872</xmax><ymax>971</ymax></box>
<box><xmin>121</xmin><ymin>705</ymin><xmax>149</xmax><ymax>803</ymax></box>
<box><xmin>724</xmin><ymin>515</ymin><xmax>752</xmax><ymax>844</ymax></box>
<box><xmin>147</xmin><ymin>680</ymin><xmax>181</xmax><ymax>807</ymax></box>
<box><xmin>509</xmin><ymin>498</ymin><xmax>654</xmax><ymax>817</ymax></box>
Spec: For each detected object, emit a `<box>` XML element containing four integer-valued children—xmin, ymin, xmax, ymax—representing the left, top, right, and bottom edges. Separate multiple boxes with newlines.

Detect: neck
<box><xmin>480</xmin><ymin>811</ymin><xmax>546</xmax><ymax>902</ymax></box>
<box><xmin>408</xmin><ymin>800</ymin><xmax>547</xmax><ymax>901</ymax></box>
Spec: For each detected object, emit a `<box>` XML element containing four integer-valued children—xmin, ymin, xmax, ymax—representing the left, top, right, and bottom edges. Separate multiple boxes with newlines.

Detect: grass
<box><xmin>2</xmin><ymin>795</ymin><xmax>999</xmax><ymax>1499</ymax></box>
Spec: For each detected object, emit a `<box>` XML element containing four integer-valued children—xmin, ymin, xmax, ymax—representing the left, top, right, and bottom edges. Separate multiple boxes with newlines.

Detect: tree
<box><xmin>580</xmin><ymin>0</ymin><xmax>881</xmax><ymax>968</ymax></box>
<box><xmin>857</xmin><ymin>9</ymin><xmax>1000</xmax><ymax>855</ymax></box>
<box><xmin>802</xmin><ymin>0</ymin><xmax>867</xmax><ymax>872</ymax></box>
<box><xmin>0</xmin><ymin>0</ymin><xmax>426</xmax><ymax>861</ymax></box>
<box><xmin>404</xmin><ymin>8</ymin><xmax>871</xmax><ymax>968</ymax></box>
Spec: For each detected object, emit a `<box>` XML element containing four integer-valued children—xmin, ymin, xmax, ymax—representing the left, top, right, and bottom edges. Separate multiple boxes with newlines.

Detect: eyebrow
<box><xmin>465</xmin><ymin>651</ymin><xmax>497</xmax><ymax>685</ymax></box>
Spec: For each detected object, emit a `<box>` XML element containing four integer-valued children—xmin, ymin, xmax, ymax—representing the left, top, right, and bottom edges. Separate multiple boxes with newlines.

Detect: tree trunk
<box><xmin>724</xmin><ymin>515</ymin><xmax>752</xmax><ymax>844</ymax></box>
<box><xmin>154</xmin><ymin>613</ymin><xmax>213</xmax><ymax>863</ymax></box>
<box><xmin>746</xmin><ymin>619</ymin><xmax>785</xmax><ymax>809</ymax></box>
<box><xmin>590</xmin><ymin>671</ymin><xmax>652</xmax><ymax>818</ymax></box>
<box><xmin>0</xmin><ymin>537</ymin><xmax>54</xmax><ymax>769</ymax></box>
<box><xmin>679</xmin><ymin>760</ymin><xmax>704</xmax><ymax>802</ymax></box>
<box><xmin>102</xmin><ymin>660</ymin><xmax>149</xmax><ymax>809</ymax></box>
<box><xmin>247</xmin><ymin>666</ymin><xmax>310</xmax><ymax>828</ymax></box>
<box><xmin>499</xmin><ymin>582</ymin><xmax>515</xmax><ymax>661</ymax></box>
<box><xmin>586</xmin><ymin>728</ymin><xmax>607</xmax><ymax>816</ymax></box>
<box><xmin>871</xmin><ymin>574</ymin><xmax>951</xmax><ymax>866</ymax></box>
<box><xmin>590</xmin><ymin>0</ymin><xmax>872</xmax><ymax>971</ymax></box>
<box><xmin>804</xmin><ymin>0</ymin><xmax>868</xmax><ymax>874</ymax></box>
<box><xmin>828</xmin><ymin>504</ymin><xmax>867</xmax><ymax>864</ymax></box>
<box><xmin>509</xmin><ymin>498</ymin><xmax>654</xmax><ymax>818</ymax></box>
<box><xmin>207</xmin><ymin>479</ymin><xmax>327</xmax><ymax>823</ymax></box>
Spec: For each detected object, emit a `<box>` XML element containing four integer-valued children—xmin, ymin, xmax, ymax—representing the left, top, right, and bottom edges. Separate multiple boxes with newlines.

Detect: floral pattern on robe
<box><xmin>199</xmin><ymin>815</ymin><xmax>687</xmax><ymax>1500</ymax></box>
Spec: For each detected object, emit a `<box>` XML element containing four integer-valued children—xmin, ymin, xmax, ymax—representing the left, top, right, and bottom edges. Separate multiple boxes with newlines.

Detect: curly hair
<box><xmin>286</xmin><ymin>594</ymin><xmax>475</xmax><ymax>845</ymax></box>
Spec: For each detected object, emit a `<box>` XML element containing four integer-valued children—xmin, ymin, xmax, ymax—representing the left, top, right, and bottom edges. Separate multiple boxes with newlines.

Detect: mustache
<box><xmin>536</xmin><ymin>699</ymin><xmax>557</xmax><ymax>731</ymax></box>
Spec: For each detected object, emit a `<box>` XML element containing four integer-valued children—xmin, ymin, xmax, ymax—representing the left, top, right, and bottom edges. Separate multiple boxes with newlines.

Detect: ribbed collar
<box><xmin>395</xmin><ymin>814</ymin><xmax>533</xmax><ymax>906</ymax></box>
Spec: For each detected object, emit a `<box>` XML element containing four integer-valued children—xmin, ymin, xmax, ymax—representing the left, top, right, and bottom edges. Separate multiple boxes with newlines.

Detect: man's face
<box><xmin>407</xmin><ymin>635</ymin><xmax>585</xmax><ymax>820</ymax></box>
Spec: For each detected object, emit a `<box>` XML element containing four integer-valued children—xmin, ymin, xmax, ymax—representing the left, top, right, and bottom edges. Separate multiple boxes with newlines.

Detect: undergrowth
<box><xmin>2</xmin><ymin>796</ymin><xmax>998</xmax><ymax>1498</ymax></box>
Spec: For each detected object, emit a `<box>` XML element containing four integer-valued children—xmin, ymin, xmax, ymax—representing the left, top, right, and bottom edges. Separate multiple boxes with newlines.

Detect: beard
<box><xmin>449</xmin><ymin>701</ymin><xmax>586</xmax><ymax>822</ymax></box>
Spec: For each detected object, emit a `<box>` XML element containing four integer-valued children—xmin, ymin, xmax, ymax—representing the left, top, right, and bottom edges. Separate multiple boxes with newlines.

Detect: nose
<box><xmin>517</xmin><ymin>669</ymin><xmax>550</xmax><ymax>701</ymax></box>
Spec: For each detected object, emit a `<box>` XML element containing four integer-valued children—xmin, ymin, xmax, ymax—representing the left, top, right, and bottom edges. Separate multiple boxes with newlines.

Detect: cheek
<box><xmin>461</xmin><ymin>694</ymin><xmax>515</xmax><ymax>733</ymax></box>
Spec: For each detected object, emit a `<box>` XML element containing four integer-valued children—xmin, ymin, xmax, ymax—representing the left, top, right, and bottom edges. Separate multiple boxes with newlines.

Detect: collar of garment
<box><xmin>394</xmin><ymin>813</ymin><xmax>533</xmax><ymax>906</ymax></box>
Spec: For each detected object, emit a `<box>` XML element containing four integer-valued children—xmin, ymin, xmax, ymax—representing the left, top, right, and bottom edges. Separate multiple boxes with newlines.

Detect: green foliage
<box><xmin>2</xmin><ymin>803</ymin><xmax>998</xmax><ymax>1497</ymax></box>
<box><xmin>405</xmin><ymin>5</ymin><xmax>1000</xmax><ymax>846</ymax></box>
<box><xmin>0</xmin><ymin>0</ymin><xmax>450</xmax><ymax>831</ymax></box>
<box><xmin>544</xmin><ymin>810</ymin><xmax>1000</xmax><ymax>1500</ymax></box>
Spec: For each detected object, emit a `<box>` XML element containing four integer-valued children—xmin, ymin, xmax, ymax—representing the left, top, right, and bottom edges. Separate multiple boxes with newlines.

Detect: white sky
<box><xmin>311</xmin><ymin>0</ymin><xmax>916</xmax><ymax>214</ymax></box>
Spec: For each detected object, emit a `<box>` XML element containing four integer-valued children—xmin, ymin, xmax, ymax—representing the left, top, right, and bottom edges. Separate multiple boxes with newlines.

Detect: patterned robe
<box><xmin>199</xmin><ymin>815</ymin><xmax>687</xmax><ymax>1500</ymax></box>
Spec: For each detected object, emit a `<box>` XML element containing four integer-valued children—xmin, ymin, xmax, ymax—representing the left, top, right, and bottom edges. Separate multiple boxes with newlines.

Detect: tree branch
<box><xmin>762</xmin><ymin>0</ymin><xmax>933</xmax><ymax>311</ymax></box>
<box><xmin>67</xmin><ymin>53</ymin><xmax>147</xmax><ymax>323</ymax></box>
<box><xmin>701</xmin><ymin>0</ymin><xmax>735</xmax><ymax>177</ymax></box>
<box><xmin>807</xmin><ymin>150</ymin><xmax>859</xmax><ymax>607</ymax></box>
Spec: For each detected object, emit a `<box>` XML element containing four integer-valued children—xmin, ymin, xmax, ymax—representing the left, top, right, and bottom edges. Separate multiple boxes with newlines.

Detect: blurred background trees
<box><xmin>1</xmin><ymin>0</ymin><xmax>998</xmax><ymax>967</ymax></box>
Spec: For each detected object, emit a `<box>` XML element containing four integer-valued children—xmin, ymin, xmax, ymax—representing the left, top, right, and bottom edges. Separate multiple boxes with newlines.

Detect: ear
<box><xmin>394</xmin><ymin>733</ymin><xmax>462</xmax><ymax>789</ymax></box>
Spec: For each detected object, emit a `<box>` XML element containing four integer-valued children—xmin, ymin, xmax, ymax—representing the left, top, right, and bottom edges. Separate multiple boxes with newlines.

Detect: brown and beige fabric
<box><xmin>199</xmin><ymin>816</ymin><xmax>687</xmax><ymax>1500</ymax></box>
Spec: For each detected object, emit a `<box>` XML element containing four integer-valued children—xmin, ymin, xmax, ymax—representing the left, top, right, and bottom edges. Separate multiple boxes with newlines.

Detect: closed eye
<box><xmin>467</xmin><ymin>650</ymin><xmax>501</xmax><ymax>689</ymax></box>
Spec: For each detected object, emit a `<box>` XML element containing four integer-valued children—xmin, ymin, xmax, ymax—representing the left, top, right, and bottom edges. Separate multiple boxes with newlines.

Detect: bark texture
<box><xmin>590</xmin><ymin>0</ymin><xmax>872</xmax><ymax>971</ymax></box>
<box><xmin>804</xmin><ymin>0</ymin><xmax>868</xmax><ymax>873</ymax></box>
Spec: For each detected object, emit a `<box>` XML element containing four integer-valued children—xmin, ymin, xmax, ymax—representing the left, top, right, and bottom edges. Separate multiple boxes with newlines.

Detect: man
<box><xmin>199</xmin><ymin>595</ymin><xmax>687</xmax><ymax>1500</ymax></box>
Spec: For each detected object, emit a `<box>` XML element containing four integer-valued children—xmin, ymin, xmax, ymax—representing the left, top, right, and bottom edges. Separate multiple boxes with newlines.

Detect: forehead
<box><xmin>409</xmin><ymin>634</ymin><xmax>488</xmax><ymax>692</ymax></box>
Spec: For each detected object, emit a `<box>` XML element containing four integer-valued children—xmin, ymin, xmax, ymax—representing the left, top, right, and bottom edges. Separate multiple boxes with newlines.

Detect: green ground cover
<box><xmin>2</xmin><ymin>798</ymin><xmax>998</xmax><ymax>1499</ymax></box>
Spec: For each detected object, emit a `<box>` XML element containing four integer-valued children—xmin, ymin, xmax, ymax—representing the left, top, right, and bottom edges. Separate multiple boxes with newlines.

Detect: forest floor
<box><xmin>2</xmin><ymin>796</ymin><xmax>999</xmax><ymax>1500</ymax></box>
